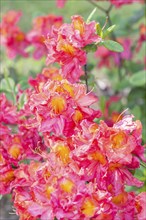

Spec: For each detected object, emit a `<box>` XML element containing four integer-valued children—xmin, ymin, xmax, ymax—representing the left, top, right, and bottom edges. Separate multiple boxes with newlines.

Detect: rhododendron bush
<box><xmin>0</xmin><ymin>0</ymin><xmax>146</xmax><ymax>219</ymax></box>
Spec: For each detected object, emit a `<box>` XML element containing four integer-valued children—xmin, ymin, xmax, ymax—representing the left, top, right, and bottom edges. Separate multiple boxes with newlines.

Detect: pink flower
<box><xmin>0</xmin><ymin>93</ymin><xmax>17</xmax><ymax>124</ymax></box>
<box><xmin>71</xmin><ymin>15</ymin><xmax>99</xmax><ymax>48</ymax></box>
<box><xmin>136</xmin><ymin>24</ymin><xmax>146</xmax><ymax>52</ymax></box>
<box><xmin>27</xmin><ymin>14</ymin><xmax>63</xmax><ymax>59</ymax></box>
<box><xmin>56</xmin><ymin>0</ymin><xmax>67</xmax><ymax>8</ymax></box>
<box><xmin>110</xmin><ymin>0</ymin><xmax>144</xmax><ymax>7</ymax></box>
<box><xmin>135</xmin><ymin>192</ymin><xmax>146</xmax><ymax>220</ymax></box>
<box><xmin>45</xmin><ymin>31</ymin><xmax>86</xmax><ymax>82</ymax></box>
<box><xmin>0</xmin><ymin>11</ymin><xmax>29</xmax><ymax>59</ymax></box>
<box><xmin>0</xmin><ymin>165</ymin><xmax>15</xmax><ymax>194</ymax></box>
<box><xmin>0</xmin><ymin>10</ymin><xmax>22</xmax><ymax>27</ymax></box>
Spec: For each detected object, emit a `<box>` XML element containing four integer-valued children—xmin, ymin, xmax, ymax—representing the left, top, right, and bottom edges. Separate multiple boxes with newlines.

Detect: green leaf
<box><xmin>83</xmin><ymin>44</ymin><xmax>97</xmax><ymax>53</ymax></box>
<box><xmin>130</xmin><ymin>106</ymin><xmax>141</xmax><ymax>119</ymax></box>
<box><xmin>86</xmin><ymin>8</ymin><xmax>97</xmax><ymax>23</ymax></box>
<box><xmin>0</xmin><ymin>77</ymin><xmax>15</xmax><ymax>92</ymax></box>
<box><xmin>99</xmin><ymin>96</ymin><xmax>106</xmax><ymax>113</ymax></box>
<box><xmin>103</xmin><ymin>25</ymin><xmax>116</xmax><ymax>38</ymax></box>
<box><xmin>115</xmin><ymin>79</ymin><xmax>130</xmax><ymax>91</ymax></box>
<box><xmin>0</xmin><ymin>195</ymin><xmax>2</xmax><ymax>200</ymax></box>
<box><xmin>19</xmin><ymin>80</ymin><xmax>29</xmax><ymax>90</ymax></box>
<box><xmin>25</xmin><ymin>45</ymin><xmax>34</xmax><ymax>53</ymax></box>
<box><xmin>124</xmin><ymin>61</ymin><xmax>143</xmax><ymax>74</ymax></box>
<box><xmin>0</xmin><ymin>77</ymin><xmax>16</xmax><ymax>103</ymax></box>
<box><xmin>18</xmin><ymin>93</ymin><xmax>27</xmax><ymax>110</ymax></box>
<box><xmin>96</xmin><ymin>22</ymin><xmax>103</xmax><ymax>37</ymax></box>
<box><xmin>129</xmin><ymin>70</ymin><xmax>146</xmax><ymax>87</ymax></box>
<box><xmin>101</xmin><ymin>40</ymin><xmax>124</xmax><ymax>52</ymax></box>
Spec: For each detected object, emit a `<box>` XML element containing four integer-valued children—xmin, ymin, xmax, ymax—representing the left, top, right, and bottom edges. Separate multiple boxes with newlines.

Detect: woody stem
<box><xmin>84</xmin><ymin>64</ymin><xmax>89</xmax><ymax>93</ymax></box>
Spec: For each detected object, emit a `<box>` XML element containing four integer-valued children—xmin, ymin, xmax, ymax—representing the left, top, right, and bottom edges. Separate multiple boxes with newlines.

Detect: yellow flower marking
<box><xmin>73</xmin><ymin>17</ymin><xmax>85</xmax><ymax>36</ymax></box>
<box><xmin>50</xmin><ymin>95</ymin><xmax>66</xmax><ymax>114</ymax></box>
<box><xmin>89</xmin><ymin>152</ymin><xmax>106</xmax><ymax>165</ymax></box>
<box><xmin>55</xmin><ymin>144</ymin><xmax>70</xmax><ymax>165</ymax></box>
<box><xmin>73</xmin><ymin>110</ymin><xmax>83</xmax><ymax>123</ymax></box>
<box><xmin>0</xmin><ymin>170</ymin><xmax>14</xmax><ymax>183</ymax></box>
<box><xmin>46</xmin><ymin>186</ymin><xmax>54</xmax><ymax>199</ymax></box>
<box><xmin>112</xmin><ymin>192</ymin><xmax>128</xmax><ymax>206</ymax></box>
<box><xmin>81</xmin><ymin>198</ymin><xmax>96</xmax><ymax>217</ymax></box>
<box><xmin>60</xmin><ymin>179</ymin><xmax>74</xmax><ymax>193</ymax></box>
<box><xmin>9</xmin><ymin>145</ymin><xmax>21</xmax><ymax>159</ymax></box>
<box><xmin>111</xmin><ymin>131</ymin><xmax>126</xmax><ymax>149</ymax></box>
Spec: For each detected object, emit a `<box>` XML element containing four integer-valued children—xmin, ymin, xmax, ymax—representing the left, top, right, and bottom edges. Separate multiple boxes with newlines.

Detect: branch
<box><xmin>84</xmin><ymin>64</ymin><xmax>89</xmax><ymax>92</ymax></box>
<box><xmin>86</xmin><ymin>0</ymin><xmax>106</xmax><ymax>12</ymax></box>
<box><xmin>87</xmin><ymin>1</ymin><xmax>123</xmax><ymax>80</ymax></box>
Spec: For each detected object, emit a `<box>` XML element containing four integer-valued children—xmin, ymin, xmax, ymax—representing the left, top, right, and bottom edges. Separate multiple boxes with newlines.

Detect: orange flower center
<box><xmin>15</xmin><ymin>32</ymin><xmax>25</xmax><ymax>42</ymax></box>
<box><xmin>46</xmin><ymin>186</ymin><xmax>54</xmax><ymax>199</ymax></box>
<box><xmin>9</xmin><ymin>145</ymin><xmax>21</xmax><ymax>159</ymax></box>
<box><xmin>72</xmin><ymin>110</ymin><xmax>83</xmax><ymax>123</ymax></box>
<box><xmin>0</xmin><ymin>170</ymin><xmax>15</xmax><ymax>183</ymax></box>
<box><xmin>81</xmin><ymin>198</ymin><xmax>96</xmax><ymax>217</ymax></box>
<box><xmin>89</xmin><ymin>123</ymin><xmax>98</xmax><ymax>133</ymax></box>
<box><xmin>60</xmin><ymin>179</ymin><xmax>74</xmax><ymax>193</ymax></box>
<box><xmin>73</xmin><ymin>17</ymin><xmax>85</xmax><ymax>36</ymax></box>
<box><xmin>111</xmin><ymin>131</ymin><xmax>126</xmax><ymax>149</ymax></box>
<box><xmin>58</xmin><ymin>39</ymin><xmax>75</xmax><ymax>55</ymax></box>
<box><xmin>55</xmin><ymin>144</ymin><xmax>70</xmax><ymax>165</ymax></box>
<box><xmin>109</xmin><ymin>163</ymin><xmax>122</xmax><ymax>171</ymax></box>
<box><xmin>50</xmin><ymin>95</ymin><xmax>66</xmax><ymax>114</ymax></box>
<box><xmin>89</xmin><ymin>152</ymin><xmax>106</xmax><ymax>165</ymax></box>
<box><xmin>112</xmin><ymin>192</ymin><xmax>128</xmax><ymax>206</ymax></box>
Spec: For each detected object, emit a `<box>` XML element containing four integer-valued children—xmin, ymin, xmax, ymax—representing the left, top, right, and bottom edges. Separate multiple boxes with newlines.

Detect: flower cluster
<box><xmin>0</xmin><ymin>10</ymin><xmax>29</xmax><ymax>58</ymax></box>
<box><xmin>0</xmin><ymin>11</ymin><xmax>146</xmax><ymax>220</ymax></box>
<box><xmin>1</xmin><ymin>86</ymin><xmax>145</xmax><ymax>219</ymax></box>
<box><xmin>0</xmin><ymin>11</ymin><xmax>63</xmax><ymax>59</ymax></box>
<box><xmin>1</xmin><ymin>69</ymin><xmax>146</xmax><ymax>219</ymax></box>
<box><xmin>28</xmin><ymin>73</ymin><xmax>101</xmax><ymax>136</ymax></box>
<box><xmin>45</xmin><ymin>15</ymin><xmax>100</xmax><ymax>82</ymax></box>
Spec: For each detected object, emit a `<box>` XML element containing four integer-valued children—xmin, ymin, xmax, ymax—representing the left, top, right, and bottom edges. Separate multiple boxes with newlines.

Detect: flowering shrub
<box><xmin>0</xmin><ymin>0</ymin><xmax>146</xmax><ymax>219</ymax></box>
<box><xmin>0</xmin><ymin>76</ymin><xmax>146</xmax><ymax>219</ymax></box>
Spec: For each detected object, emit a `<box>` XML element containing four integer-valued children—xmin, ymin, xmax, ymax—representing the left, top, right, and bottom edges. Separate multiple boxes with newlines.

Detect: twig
<box><xmin>87</xmin><ymin>1</ymin><xmax>123</xmax><ymax>80</ymax></box>
<box><xmin>102</xmin><ymin>16</ymin><xmax>108</xmax><ymax>30</ymax></box>
<box><xmin>106</xmin><ymin>4</ymin><xmax>113</xmax><ymax>13</ymax></box>
<box><xmin>84</xmin><ymin>64</ymin><xmax>89</xmax><ymax>92</ymax></box>
<box><xmin>140</xmin><ymin>161</ymin><xmax>146</xmax><ymax>168</ymax></box>
<box><xmin>87</xmin><ymin>0</ymin><xmax>106</xmax><ymax>12</ymax></box>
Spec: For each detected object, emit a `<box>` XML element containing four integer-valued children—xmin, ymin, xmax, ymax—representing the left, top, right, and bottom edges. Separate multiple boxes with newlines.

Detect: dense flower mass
<box><xmin>28</xmin><ymin>69</ymin><xmax>101</xmax><ymax>136</ymax></box>
<box><xmin>0</xmin><ymin>85</ymin><xmax>146</xmax><ymax>219</ymax></box>
<box><xmin>0</xmin><ymin>7</ymin><xmax>146</xmax><ymax>220</ymax></box>
<box><xmin>45</xmin><ymin>15</ymin><xmax>100</xmax><ymax>82</ymax></box>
